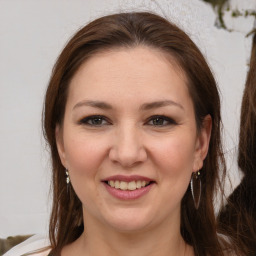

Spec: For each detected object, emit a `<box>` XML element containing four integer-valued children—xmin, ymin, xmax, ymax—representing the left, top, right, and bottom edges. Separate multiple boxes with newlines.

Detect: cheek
<box><xmin>144</xmin><ymin>133</ymin><xmax>196</xmax><ymax>217</ymax></box>
<box><xmin>63</xmin><ymin>133</ymin><xmax>110</xmax><ymax>207</ymax></box>
<box><xmin>64</xmin><ymin>132</ymin><xmax>109</xmax><ymax>176</ymax></box>
<box><xmin>149</xmin><ymin>133</ymin><xmax>196</xmax><ymax>179</ymax></box>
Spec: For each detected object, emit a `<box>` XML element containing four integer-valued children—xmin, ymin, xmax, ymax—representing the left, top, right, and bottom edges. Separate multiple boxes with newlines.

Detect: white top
<box><xmin>3</xmin><ymin>234</ymin><xmax>51</xmax><ymax>256</ymax></box>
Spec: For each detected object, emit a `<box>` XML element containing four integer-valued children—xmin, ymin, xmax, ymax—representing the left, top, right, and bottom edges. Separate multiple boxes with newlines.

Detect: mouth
<box><xmin>102</xmin><ymin>175</ymin><xmax>156</xmax><ymax>200</ymax></box>
<box><xmin>104</xmin><ymin>180</ymin><xmax>155</xmax><ymax>191</ymax></box>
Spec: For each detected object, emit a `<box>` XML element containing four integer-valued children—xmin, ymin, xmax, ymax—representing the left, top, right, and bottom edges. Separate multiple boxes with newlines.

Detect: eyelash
<box><xmin>79</xmin><ymin>115</ymin><xmax>177</xmax><ymax>127</ymax></box>
<box><xmin>79</xmin><ymin>115</ymin><xmax>111</xmax><ymax>126</ymax></box>
<box><xmin>146</xmin><ymin>115</ymin><xmax>177</xmax><ymax>126</ymax></box>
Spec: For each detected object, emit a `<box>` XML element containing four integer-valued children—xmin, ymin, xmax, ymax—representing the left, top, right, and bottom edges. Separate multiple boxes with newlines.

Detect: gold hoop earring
<box><xmin>190</xmin><ymin>170</ymin><xmax>201</xmax><ymax>209</ymax></box>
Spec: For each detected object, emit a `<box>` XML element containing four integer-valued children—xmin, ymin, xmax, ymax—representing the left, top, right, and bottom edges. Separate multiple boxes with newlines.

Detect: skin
<box><xmin>56</xmin><ymin>46</ymin><xmax>212</xmax><ymax>256</ymax></box>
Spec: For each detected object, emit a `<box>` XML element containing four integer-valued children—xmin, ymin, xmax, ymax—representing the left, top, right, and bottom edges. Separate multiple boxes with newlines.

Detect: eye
<box><xmin>146</xmin><ymin>115</ymin><xmax>177</xmax><ymax>126</ymax></box>
<box><xmin>79</xmin><ymin>115</ymin><xmax>110</xmax><ymax>126</ymax></box>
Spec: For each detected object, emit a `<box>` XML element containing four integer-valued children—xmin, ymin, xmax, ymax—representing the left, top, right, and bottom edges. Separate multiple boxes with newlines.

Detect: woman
<box><xmin>5</xmin><ymin>11</ymin><xmax>232</xmax><ymax>256</ymax></box>
<box><xmin>218</xmin><ymin>31</ymin><xmax>256</xmax><ymax>255</ymax></box>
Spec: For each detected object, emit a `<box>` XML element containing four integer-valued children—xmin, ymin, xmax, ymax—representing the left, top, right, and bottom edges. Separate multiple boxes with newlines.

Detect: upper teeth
<box><xmin>107</xmin><ymin>180</ymin><xmax>150</xmax><ymax>190</ymax></box>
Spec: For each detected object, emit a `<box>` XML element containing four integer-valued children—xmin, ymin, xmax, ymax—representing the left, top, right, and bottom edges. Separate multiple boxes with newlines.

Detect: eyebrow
<box><xmin>140</xmin><ymin>100</ymin><xmax>184</xmax><ymax>111</ymax></box>
<box><xmin>73</xmin><ymin>100</ymin><xmax>113</xmax><ymax>110</ymax></box>
<box><xmin>73</xmin><ymin>99</ymin><xmax>184</xmax><ymax>111</ymax></box>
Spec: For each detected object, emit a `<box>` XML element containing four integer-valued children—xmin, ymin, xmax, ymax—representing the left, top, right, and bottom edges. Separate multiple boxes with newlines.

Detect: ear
<box><xmin>55</xmin><ymin>124</ymin><xmax>67</xmax><ymax>168</ymax></box>
<box><xmin>193</xmin><ymin>114</ymin><xmax>212</xmax><ymax>171</ymax></box>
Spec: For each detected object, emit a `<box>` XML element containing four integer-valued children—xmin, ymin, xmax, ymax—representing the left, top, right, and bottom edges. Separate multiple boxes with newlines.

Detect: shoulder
<box><xmin>3</xmin><ymin>234</ymin><xmax>51</xmax><ymax>256</ymax></box>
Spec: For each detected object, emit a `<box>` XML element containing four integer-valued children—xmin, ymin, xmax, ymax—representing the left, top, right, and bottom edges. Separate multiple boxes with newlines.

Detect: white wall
<box><xmin>0</xmin><ymin>0</ymin><xmax>254</xmax><ymax>238</ymax></box>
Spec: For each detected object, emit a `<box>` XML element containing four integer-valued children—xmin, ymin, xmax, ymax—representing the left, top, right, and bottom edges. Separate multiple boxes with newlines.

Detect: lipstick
<box><xmin>102</xmin><ymin>175</ymin><xmax>155</xmax><ymax>200</ymax></box>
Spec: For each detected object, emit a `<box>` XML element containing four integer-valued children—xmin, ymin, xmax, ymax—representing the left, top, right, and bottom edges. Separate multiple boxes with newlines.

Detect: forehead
<box><xmin>67</xmin><ymin>46</ymin><xmax>191</xmax><ymax>107</ymax></box>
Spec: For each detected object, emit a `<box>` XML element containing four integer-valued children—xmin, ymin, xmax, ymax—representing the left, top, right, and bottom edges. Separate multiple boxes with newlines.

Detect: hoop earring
<box><xmin>190</xmin><ymin>170</ymin><xmax>201</xmax><ymax>209</ymax></box>
<box><xmin>65</xmin><ymin>169</ymin><xmax>70</xmax><ymax>184</ymax></box>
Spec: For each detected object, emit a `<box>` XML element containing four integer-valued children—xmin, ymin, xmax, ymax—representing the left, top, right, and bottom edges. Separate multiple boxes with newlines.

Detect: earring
<box><xmin>190</xmin><ymin>170</ymin><xmax>201</xmax><ymax>209</ymax></box>
<box><xmin>65</xmin><ymin>169</ymin><xmax>70</xmax><ymax>184</ymax></box>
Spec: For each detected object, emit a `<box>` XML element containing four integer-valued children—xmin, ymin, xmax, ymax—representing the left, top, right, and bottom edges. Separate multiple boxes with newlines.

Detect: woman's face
<box><xmin>56</xmin><ymin>46</ymin><xmax>211</xmax><ymax>233</ymax></box>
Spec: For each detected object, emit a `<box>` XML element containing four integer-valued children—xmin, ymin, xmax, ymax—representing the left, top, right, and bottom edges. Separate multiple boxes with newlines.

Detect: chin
<box><xmin>101</xmin><ymin>208</ymin><xmax>155</xmax><ymax>233</ymax></box>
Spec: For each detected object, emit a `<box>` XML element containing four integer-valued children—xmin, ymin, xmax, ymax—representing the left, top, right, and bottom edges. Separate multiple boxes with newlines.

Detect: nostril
<box><xmin>108</xmin><ymin>138</ymin><xmax>147</xmax><ymax>167</ymax></box>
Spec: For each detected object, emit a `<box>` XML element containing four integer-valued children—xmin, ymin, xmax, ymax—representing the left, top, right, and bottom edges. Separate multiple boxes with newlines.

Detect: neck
<box><xmin>63</xmin><ymin>211</ymin><xmax>193</xmax><ymax>256</ymax></box>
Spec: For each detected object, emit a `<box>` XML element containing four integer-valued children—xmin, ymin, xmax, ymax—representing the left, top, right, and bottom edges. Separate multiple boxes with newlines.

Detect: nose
<box><xmin>109</xmin><ymin>124</ymin><xmax>147</xmax><ymax>168</ymax></box>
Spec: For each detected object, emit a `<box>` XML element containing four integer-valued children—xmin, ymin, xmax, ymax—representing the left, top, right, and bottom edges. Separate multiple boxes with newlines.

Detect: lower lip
<box><xmin>103</xmin><ymin>182</ymin><xmax>154</xmax><ymax>200</ymax></box>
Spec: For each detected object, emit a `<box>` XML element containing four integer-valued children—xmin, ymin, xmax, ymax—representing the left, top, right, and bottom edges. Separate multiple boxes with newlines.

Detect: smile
<box><xmin>103</xmin><ymin>175</ymin><xmax>155</xmax><ymax>200</ymax></box>
<box><xmin>107</xmin><ymin>180</ymin><xmax>151</xmax><ymax>191</ymax></box>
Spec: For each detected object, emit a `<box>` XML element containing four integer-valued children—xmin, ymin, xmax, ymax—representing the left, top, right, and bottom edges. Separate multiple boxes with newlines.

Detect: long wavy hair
<box><xmin>218</xmin><ymin>32</ymin><xmax>256</xmax><ymax>255</ymax></box>
<box><xmin>43</xmin><ymin>12</ymin><xmax>228</xmax><ymax>256</ymax></box>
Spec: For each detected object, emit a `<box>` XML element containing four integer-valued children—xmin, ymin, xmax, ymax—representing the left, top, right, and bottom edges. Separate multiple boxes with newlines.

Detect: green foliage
<box><xmin>201</xmin><ymin>0</ymin><xmax>256</xmax><ymax>34</ymax></box>
<box><xmin>202</xmin><ymin>0</ymin><xmax>228</xmax><ymax>8</ymax></box>
<box><xmin>202</xmin><ymin>0</ymin><xmax>228</xmax><ymax>29</ymax></box>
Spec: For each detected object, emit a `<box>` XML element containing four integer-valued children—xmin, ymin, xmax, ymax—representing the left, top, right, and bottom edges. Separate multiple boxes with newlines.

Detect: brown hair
<box><xmin>218</xmin><ymin>32</ymin><xmax>256</xmax><ymax>255</ymax></box>
<box><xmin>43</xmin><ymin>12</ymin><xmax>228</xmax><ymax>255</ymax></box>
<box><xmin>238</xmin><ymin>33</ymin><xmax>256</xmax><ymax>178</ymax></box>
